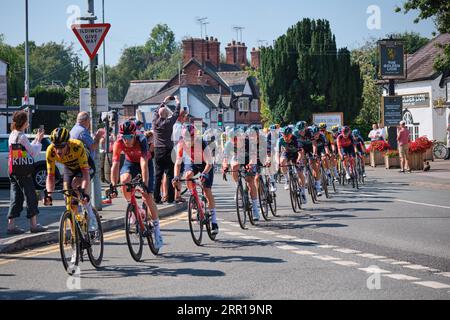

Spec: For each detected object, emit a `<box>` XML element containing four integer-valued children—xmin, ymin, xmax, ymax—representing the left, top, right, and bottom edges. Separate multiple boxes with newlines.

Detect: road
<box><xmin>0</xmin><ymin>166</ymin><xmax>449</xmax><ymax>300</ymax></box>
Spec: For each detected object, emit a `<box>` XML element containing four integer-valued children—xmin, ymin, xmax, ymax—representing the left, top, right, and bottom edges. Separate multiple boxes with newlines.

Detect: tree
<box><xmin>387</xmin><ymin>31</ymin><xmax>430</xmax><ymax>54</ymax></box>
<box><xmin>395</xmin><ymin>1</ymin><xmax>450</xmax><ymax>72</ymax></box>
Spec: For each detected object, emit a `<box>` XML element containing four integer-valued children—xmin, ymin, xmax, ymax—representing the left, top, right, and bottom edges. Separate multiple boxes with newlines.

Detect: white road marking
<box><xmin>225</xmin><ymin>232</ymin><xmax>246</xmax><ymax>236</ymax></box>
<box><xmin>220</xmin><ymin>228</ymin><xmax>232</xmax><ymax>232</ymax></box>
<box><xmin>317</xmin><ymin>245</ymin><xmax>339</xmax><ymax>249</ymax></box>
<box><xmin>357</xmin><ymin>253</ymin><xmax>387</xmax><ymax>259</ymax></box>
<box><xmin>277</xmin><ymin>245</ymin><xmax>298</xmax><ymax>251</ymax></box>
<box><xmin>379</xmin><ymin>259</ymin><xmax>398</xmax><ymax>263</ymax></box>
<box><xmin>26</xmin><ymin>296</ymin><xmax>45</xmax><ymax>300</ymax></box>
<box><xmin>413</xmin><ymin>281</ymin><xmax>450</xmax><ymax>289</ymax></box>
<box><xmin>390</xmin><ymin>261</ymin><xmax>411</xmax><ymax>265</ymax></box>
<box><xmin>221</xmin><ymin>221</ymin><xmax>233</xmax><ymax>224</ymax></box>
<box><xmin>240</xmin><ymin>236</ymin><xmax>261</xmax><ymax>240</ymax></box>
<box><xmin>313</xmin><ymin>255</ymin><xmax>342</xmax><ymax>261</ymax></box>
<box><xmin>332</xmin><ymin>260</ymin><xmax>361</xmax><ymax>267</ymax></box>
<box><xmin>260</xmin><ymin>231</ymin><xmax>278</xmax><ymax>235</ymax></box>
<box><xmin>89</xmin><ymin>296</ymin><xmax>107</xmax><ymax>300</ymax></box>
<box><xmin>436</xmin><ymin>272</ymin><xmax>450</xmax><ymax>278</ymax></box>
<box><xmin>293</xmin><ymin>250</ymin><xmax>317</xmax><ymax>256</ymax></box>
<box><xmin>383</xmin><ymin>274</ymin><xmax>421</xmax><ymax>281</ymax></box>
<box><xmin>395</xmin><ymin>199</ymin><xmax>450</xmax><ymax>210</ymax></box>
<box><xmin>333</xmin><ymin>248</ymin><xmax>361</xmax><ymax>254</ymax></box>
<box><xmin>57</xmin><ymin>296</ymin><xmax>76</xmax><ymax>300</ymax></box>
<box><xmin>404</xmin><ymin>265</ymin><xmax>439</xmax><ymax>272</ymax></box>
<box><xmin>358</xmin><ymin>267</ymin><xmax>391</xmax><ymax>274</ymax></box>
<box><xmin>276</xmin><ymin>235</ymin><xmax>297</xmax><ymax>240</ymax></box>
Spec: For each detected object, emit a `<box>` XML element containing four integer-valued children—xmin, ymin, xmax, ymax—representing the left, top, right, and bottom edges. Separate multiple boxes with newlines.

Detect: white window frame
<box><xmin>251</xmin><ymin>99</ymin><xmax>259</xmax><ymax>113</ymax></box>
<box><xmin>403</xmin><ymin>111</ymin><xmax>419</xmax><ymax>141</ymax></box>
<box><xmin>238</xmin><ymin>98</ymin><xmax>249</xmax><ymax>112</ymax></box>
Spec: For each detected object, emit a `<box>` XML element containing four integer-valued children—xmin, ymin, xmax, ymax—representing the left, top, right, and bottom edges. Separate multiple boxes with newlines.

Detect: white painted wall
<box><xmin>188</xmin><ymin>91</ymin><xmax>210</xmax><ymax>127</ymax></box>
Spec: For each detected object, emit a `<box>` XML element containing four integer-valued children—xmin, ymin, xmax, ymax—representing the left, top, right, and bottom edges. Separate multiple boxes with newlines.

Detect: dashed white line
<box><xmin>317</xmin><ymin>245</ymin><xmax>339</xmax><ymax>249</ymax></box>
<box><xmin>293</xmin><ymin>250</ymin><xmax>317</xmax><ymax>256</ymax></box>
<box><xmin>313</xmin><ymin>255</ymin><xmax>342</xmax><ymax>261</ymax></box>
<box><xmin>276</xmin><ymin>245</ymin><xmax>298</xmax><ymax>251</ymax></box>
<box><xmin>357</xmin><ymin>253</ymin><xmax>387</xmax><ymax>260</ymax></box>
<box><xmin>395</xmin><ymin>199</ymin><xmax>450</xmax><ymax>210</ymax></box>
<box><xmin>240</xmin><ymin>236</ymin><xmax>261</xmax><ymax>240</ymax></box>
<box><xmin>379</xmin><ymin>259</ymin><xmax>398</xmax><ymax>263</ymax></box>
<box><xmin>89</xmin><ymin>296</ymin><xmax>107</xmax><ymax>300</ymax></box>
<box><xmin>57</xmin><ymin>296</ymin><xmax>76</xmax><ymax>300</ymax></box>
<box><xmin>413</xmin><ymin>281</ymin><xmax>450</xmax><ymax>289</ymax></box>
<box><xmin>383</xmin><ymin>274</ymin><xmax>421</xmax><ymax>281</ymax></box>
<box><xmin>436</xmin><ymin>272</ymin><xmax>450</xmax><ymax>278</ymax></box>
<box><xmin>332</xmin><ymin>260</ymin><xmax>361</xmax><ymax>267</ymax></box>
<box><xmin>358</xmin><ymin>267</ymin><xmax>391</xmax><ymax>274</ymax></box>
<box><xmin>333</xmin><ymin>248</ymin><xmax>361</xmax><ymax>254</ymax></box>
<box><xmin>276</xmin><ymin>235</ymin><xmax>298</xmax><ymax>240</ymax></box>
<box><xmin>225</xmin><ymin>232</ymin><xmax>246</xmax><ymax>236</ymax></box>
<box><xmin>404</xmin><ymin>265</ymin><xmax>439</xmax><ymax>272</ymax></box>
<box><xmin>260</xmin><ymin>231</ymin><xmax>278</xmax><ymax>235</ymax></box>
<box><xmin>390</xmin><ymin>261</ymin><xmax>411</xmax><ymax>265</ymax></box>
<box><xmin>26</xmin><ymin>295</ymin><xmax>45</xmax><ymax>300</ymax></box>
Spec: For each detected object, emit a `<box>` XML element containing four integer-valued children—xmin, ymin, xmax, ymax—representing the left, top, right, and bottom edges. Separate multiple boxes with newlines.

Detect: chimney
<box><xmin>226</xmin><ymin>41</ymin><xmax>248</xmax><ymax>69</ymax></box>
<box><xmin>251</xmin><ymin>48</ymin><xmax>261</xmax><ymax>69</ymax></box>
<box><xmin>182</xmin><ymin>36</ymin><xmax>221</xmax><ymax>68</ymax></box>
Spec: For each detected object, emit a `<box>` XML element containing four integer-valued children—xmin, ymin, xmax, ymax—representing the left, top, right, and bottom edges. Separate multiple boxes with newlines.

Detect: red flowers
<box><xmin>409</xmin><ymin>136</ymin><xmax>433</xmax><ymax>154</ymax></box>
<box><xmin>367</xmin><ymin>140</ymin><xmax>391</xmax><ymax>153</ymax></box>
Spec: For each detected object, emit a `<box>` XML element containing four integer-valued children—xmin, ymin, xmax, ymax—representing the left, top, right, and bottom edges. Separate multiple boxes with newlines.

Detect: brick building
<box><xmin>123</xmin><ymin>36</ymin><xmax>262</xmax><ymax>129</ymax></box>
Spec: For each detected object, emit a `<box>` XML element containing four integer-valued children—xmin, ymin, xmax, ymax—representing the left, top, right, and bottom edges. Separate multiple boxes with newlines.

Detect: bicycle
<box><xmin>113</xmin><ymin>175</ymin><xmax>159</xmax><ymax>262</ymax></box>
<box><xmin>345</xmin><ymin>154</ymin><xmax>359</xmax><ymax>190</ymax></box>
<box><xmin>223</xmin><ymin>166</ymin><xmax>256</xmax><ymax>230</ymax></box>
<box><xmin>318</xmin><ymin>157</ymin><xmax>331</xmax><ymax>199</ymax></box>
<box><xmin>50</xmin><ymin>189</ymin><xmax>104</xmax><ymax>275</ymax></box>
<box><xmin>260</xmin><ymin>166</ymin><xmax>278</xmax><ymax>218</ymax></box>
<box><xmin>280</xmin><ymin>164</ymin><xmax>303</xmax><ymax>213</ymax></box>
<box><xmin>178</xmin><ymin>175</ymin><xmax>217</xmax><ymax>246</ymax></box>
<box><xmin>433</xmin><ymin>140</ymin><xmax>448</xmax><ymax>160</ymax></box>
<box><xmin>256</xmin><ymin>165</ymin><xmax>272</xmax><ymax>221</ymax></box>
<box><xmin>356</xmin><ymin>152</ymin><xmax>365</xmax><ymax>185</ymax></box>
<box><xmin>304</xmin><ymin>154</ymin><xmax>319</xmax><ymax>204</ymax></box>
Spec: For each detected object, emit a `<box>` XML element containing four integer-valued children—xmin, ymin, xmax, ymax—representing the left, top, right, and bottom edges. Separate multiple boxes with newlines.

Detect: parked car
<box><xmin>0</xmin><ymin>134</ymin><xmax>63</xmax><ymax>190</ymax></box>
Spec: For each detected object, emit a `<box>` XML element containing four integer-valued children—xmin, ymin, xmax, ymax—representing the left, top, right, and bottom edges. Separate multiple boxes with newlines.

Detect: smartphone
<box><xmin>169</xmin><ymin>96</ymin><xmax>176</xmax><ymax>101</ymax></box>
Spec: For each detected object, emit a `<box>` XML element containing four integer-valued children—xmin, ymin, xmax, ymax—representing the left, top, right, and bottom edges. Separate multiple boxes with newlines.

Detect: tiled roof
<box><xmin>404</xmin><ymin>33</ymin><xmax>450</xmax><ymax>82</ymax></box>
<box><xmin>139</xmin><ymin>86</ymin><xmax>180</xmax><ymax>105</ymax></box>
<box><xmin>216</xmin><ymin>71</ymin><xmax>250</xmax><ymax>95</ymax></box>
<box><xmin>122</xmin><ymin>80</ymin><xmax>168</xmax><ymax>106</ymax></box>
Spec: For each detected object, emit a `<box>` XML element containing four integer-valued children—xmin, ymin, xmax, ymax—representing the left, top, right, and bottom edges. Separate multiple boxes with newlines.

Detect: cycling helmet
<box><xmin>331</xmin><ymin>125</ymin><xmax>340</xmax><ymax>133</ymax></box>
<box><xmin>50</xmin><ymin>128</ymin><xmax>70</xmax><ymax>147</ymax></box>
<box><xmin>269</xmin><ymin>124</ymin><xmax>277</xmax><ymax>131</ymax></box>
<box><xmin>342</xmin><ymin>126</ymin><xmax>351</xmax><ymax>135</ymax></box>
<box><xmin>119</xmin><ymin>121</ymin><xmax>137</xmax><ymax>135</ymax></box>
<box><xmin>296</xmin><ymin>121</ymin><xmax>307</xmax><ymax>131</ymax></box>
<box><xmin>310</xmin><ymin>125</ymin><xmax>320</xmax><ymax>135</ymax></box>
<box><xmin>319</xmin><ymin>122</ymin><xmax>327</xmax><ymax>130</ymax></box>
<box><xmin>352</xmin><ymin>129</ymin><xmax>361</xmax><ymax>137</ymax></box>
<box><xmin>281</xmin><ymin>126</ymin><xmax>293</xmax><ymax>136</ymax></box>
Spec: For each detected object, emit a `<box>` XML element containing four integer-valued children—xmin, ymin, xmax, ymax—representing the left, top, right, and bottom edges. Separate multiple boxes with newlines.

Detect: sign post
<box><xmin>71</xmin><ymin>1</ymin><xmax>110</xmax><ymax>211</ymax></box>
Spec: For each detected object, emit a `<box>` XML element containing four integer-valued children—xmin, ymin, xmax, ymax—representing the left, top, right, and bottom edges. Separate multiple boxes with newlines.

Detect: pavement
<box><xmin>0</xmin><ymin>160</ymin><xmax>449</xmax><ymax>300</ymax></box>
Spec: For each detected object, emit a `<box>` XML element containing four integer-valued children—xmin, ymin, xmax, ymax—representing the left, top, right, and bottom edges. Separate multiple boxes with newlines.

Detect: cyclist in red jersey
<box><xmin>336</xmin><ymin>126</ymin><xmax>359</xmax><ymax>181</ymax></box>
<box><xmin>109</xmin><ymin>121</ymin><xmax>163</xmax><ymax>249</ymax></box>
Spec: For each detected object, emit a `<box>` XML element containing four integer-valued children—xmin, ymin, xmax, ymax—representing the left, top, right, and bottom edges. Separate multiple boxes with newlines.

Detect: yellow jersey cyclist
<box><xmin>319</xmin><ymin>123</ymin><xmax>340</xmax><ymax>182</ymax></box>
<box><xmin>44</xmin><ymin>128</ymin><xmax>99</xmax><ymax>232</ymax></box>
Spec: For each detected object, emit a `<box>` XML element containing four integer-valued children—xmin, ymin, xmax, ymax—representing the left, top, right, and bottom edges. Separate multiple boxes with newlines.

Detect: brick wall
<box><xmin>182</xmin><ymin>37</ymin><xmax>221</xmax><ymax>68</ymax></box>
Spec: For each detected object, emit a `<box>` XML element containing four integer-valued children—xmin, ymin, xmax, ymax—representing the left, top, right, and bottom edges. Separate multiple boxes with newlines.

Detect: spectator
<box><xmin>445</xmin><ymin>124</ymin><xmax>450</xmax><ymax>160</ymax></box>
<box><xmin>173</xmin><ymin>109</ymin><xmax>188</xmax><ymax>203</ymax></box>
<box><xmin>136</xmin><ymin>120</ymin><xmax>145</xmax><ymax>133</ymax></box>
<box><xmin>397</xmin><ymin>121</ymin><xmax>411</xmax><ymax>173</ymax></box>
<box><xmin>378</xmin><ymin>123</ymin><xmax>387</xmax><ymax>141</ymax></box>
<box><xmin>368</xmin><ymin>124</ymin><xmax>380</xmax><ymax>142</ymax></box>
<box><xmin>152</xmin><ymin>96</ymin><xmax>181</xmax><ymax>204</ymax></box>
<box><xmin>7</xmin><ymin>111</ymin><xmax>47</xmax><ymax>235</ymax></box>
<box><xmin>144</xmin><ymin>131</ymin><xmax>156</xmax><ymax>194</ymax></box>
<box><xmin>70</xmin><ymin>112</ymin><xmax>104</xmax><ymax>171</ymax></box>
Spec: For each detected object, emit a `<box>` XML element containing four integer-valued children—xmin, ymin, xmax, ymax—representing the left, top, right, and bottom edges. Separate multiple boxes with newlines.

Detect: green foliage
<box><xmin>387</xmin><ymin>31</ymin><xmax>430</xmax><ymax>54</ymax></box>
<box><xmin>259</xmin><ymin>19</ymin><xmax>363</xmax><ymax>126</ymax></box>
<box><xmin>395</xmin><ymin>0</ymin><xmax>450</xmax><ymax>72</ymax></box>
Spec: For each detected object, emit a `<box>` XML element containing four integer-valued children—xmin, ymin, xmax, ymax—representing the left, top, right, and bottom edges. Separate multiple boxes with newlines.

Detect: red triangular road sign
<box><xmin>72</xmin><ymin>23</ymin><xmax>111</xmax><ymax>60</ymax></box>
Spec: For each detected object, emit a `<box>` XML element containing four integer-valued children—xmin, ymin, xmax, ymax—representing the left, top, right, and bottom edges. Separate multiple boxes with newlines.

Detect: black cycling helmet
<box><xmin>310</xmin><ymin>125</ymin><xmax>320</xmax><ymax>135</ymax></box>
<box><xmin>50</xmin><ymin>128</ymin><xmax>70</xmax><ymax>147</ymax></box>
<box><xmin>281</xmin><ymin>126</ymin><xmax>293</xmax><ymax>135</ymax></box>
<box><xmin>119</xmin><ymin>121</ymin><xmax>137</xmax><ymax>135</ymax></box>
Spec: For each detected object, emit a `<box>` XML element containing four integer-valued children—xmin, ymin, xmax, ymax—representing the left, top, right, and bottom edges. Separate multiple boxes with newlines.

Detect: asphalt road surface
<box><xmin>0</xmin><ymin>167</ymin><xmax>449</xmax><ymax>300</ymax></box>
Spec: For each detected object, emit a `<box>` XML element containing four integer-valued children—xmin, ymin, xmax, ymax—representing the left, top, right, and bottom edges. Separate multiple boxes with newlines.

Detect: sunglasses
<box><xmin>122</xmin><ymin>134</ymin><xmax>135</xmax><ymax>141</ymax></box>
<box><xmin>54</xmin><ymin>143</ymin><xmax>68</xmax><ymax>149</ymax></box>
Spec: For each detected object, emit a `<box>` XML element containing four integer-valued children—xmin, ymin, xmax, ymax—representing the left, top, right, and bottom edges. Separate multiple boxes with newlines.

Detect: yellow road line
<box><xmin>0</xmin><ymin>213</ymin><xmax>186</xmax><ymax>266</ymax></box>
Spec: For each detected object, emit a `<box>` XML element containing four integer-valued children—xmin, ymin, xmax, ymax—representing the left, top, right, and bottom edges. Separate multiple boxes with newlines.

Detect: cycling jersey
<box><xmin>295</xmin><ymin>128</ymin><xmax>313</xmax><ymax>146</ymax></box>
<box><xmin>112</xmin><ymin>134</ymin><xmax>149</xmax><ymax>164</ymax></box>
<box><xmin>46</xmin><ymin>139</ymin><xmax>89</xmax><ymax>176</ymax></box>
<box><xmin>354</xmin><ymin>135</ymin><xmax>365</xmax><ymax>153</ymax></box>
<box><xmin>178</xmin><ymin>140</ymin><xmax>214</xmax><ymax>188</ymax></box>
<box><xmin>321</xmin><ymin>130</ymin><xmax>335</xmax><ymax>147</ymax></box>
<box><xmin>278</xmin><ymin>135</ymin><xmax>302</xmax><ymax>155</ymax></box>
<box><xmin>223</xmin><ymin>137</ymin><xmax>262</xmax><ymax>166</ymax></box>
<box><xmin>337</xmin><ymin>134</ymin><xmax>355</xmax><ymax>149</ymax></box>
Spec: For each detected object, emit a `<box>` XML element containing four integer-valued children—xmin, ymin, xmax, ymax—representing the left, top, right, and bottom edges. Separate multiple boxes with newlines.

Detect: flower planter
<box><xmin>408</xmin><ymin>152</ymin><xmax>424</xmax><ymax>171</ymax></box>
<box><xmin>385</xmin><ymin>156</ymin><xmax>401</xmax><ymax>169</ymax></box>
<box><xmin>370</xmin><ymin>150</ymin><xmax>385</xmax><ymax>167</ymax></box>
<box><xmin>424</xmin><ymin>147</ymin><xmax>434</xmax><ymax>162</ymax></box>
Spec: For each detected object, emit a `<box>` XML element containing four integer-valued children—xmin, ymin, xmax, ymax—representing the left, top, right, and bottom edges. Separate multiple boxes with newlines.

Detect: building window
<box><xmin>403</xmin><ymin>111</ymin><xmax>419</xmax><ymax>141</ymax></box>
<box><xmin>251</xmin><ymin>99</ymin><xmax>259</xmax><ymax>112</ymax></box>
<box><xmin>225</xmin><ymin>111</ymin><xmax>230</xmax><ymax>121</ymax></box>
<box><xmin>238</xmin><ymin>98</ymin><xmax>249</xmax><ymax>112</ymax></box>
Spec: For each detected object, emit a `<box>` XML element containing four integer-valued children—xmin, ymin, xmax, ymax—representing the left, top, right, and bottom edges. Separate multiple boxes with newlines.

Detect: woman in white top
<box><xmin>7</xmin><ymin>111</ymin><xmax>47</xmax><ymax>235</ymax></box>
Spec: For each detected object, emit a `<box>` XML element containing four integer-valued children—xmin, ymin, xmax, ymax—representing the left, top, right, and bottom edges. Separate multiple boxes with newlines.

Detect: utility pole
<box><xmin>101</xmin><ymin>0</ymin><xmax>110</xmax><ymax>175</ymax></box>
<box><xmin>24</xmin><ymin>0</ymin><xmax>31</xmax><ymax>132</ymax></box>
<box><xmin>87</xmin><ymin>0</ymin><xmax>103</xmax><ymax>211</ymax></box>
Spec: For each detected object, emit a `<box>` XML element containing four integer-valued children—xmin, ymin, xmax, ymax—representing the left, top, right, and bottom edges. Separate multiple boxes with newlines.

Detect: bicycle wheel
<box><xmin>142</xmin><ymin>203</ymin><xmax>159</xmax><ymax>256</ymax></box>
<box><xmin>204</xmin><ymin>197</ymin><xmax>217</xmax><ymax>242</ymax></box>
<box><xmin>288</xmin><ymin>172</ymin><xmax>298</xmax><ymax>212</ymax></box>
<box><xmin>293</xmin><ymin>174</ymin><xmax>303</xmax><ymax>211</ymax></box>
<box><xmin>321</xmin><ymin>168</ymin><xmax>330</xmax><ymax>199</ymax></box>
<box><xmin>351</xmin><ymin>160</ymin><xmax>359</xmax><ymax>190</ymax></box>
<box><xmin>307</xmin><ymin>169</ymin><xmax>318</xmax><ymax>204</ymax></box>
<box><xmin>125</xmin><ymin>203</ymin><xmax>143</xmax><ymax>262</ymax></box>
<box><xmin>236</xmin><ymin>183</ymin><xmax>247</xmax><ymax>230</ymax></box>
<box><xmin>59</xmin><ymin>211</ymin><xmax>79</xmax><ymax>275</ymax></box>
<box><xmin>188</xmin><ymin>195</ymin><xmax>204</xmax><ymax>246</ymax></box>
<box><xmin>433</xmin><ymin>143</ymin><xmax>448</xmax><ymax>159</ymax></box>
<box><xmin>258</xmin><ymin>178</ymin><xmax>270</xmax><ymax>221</ymax></box>
<box><xmin>87</xmin><ymin>208</ymin><xmax>104</xmax><ymax>268</ymax></box>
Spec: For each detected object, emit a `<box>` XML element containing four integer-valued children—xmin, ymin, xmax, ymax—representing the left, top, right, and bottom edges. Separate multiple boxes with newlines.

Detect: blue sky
<box><xmin>0</xmin><ymin>0</ymin><xmax>436</xmax><ymax>66</ymax></box>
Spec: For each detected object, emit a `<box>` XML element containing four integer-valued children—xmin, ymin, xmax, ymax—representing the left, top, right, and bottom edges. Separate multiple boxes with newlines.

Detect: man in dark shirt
<box><xmin>152</xmin><ymin>95</ymin><xmax>181</xmax><ymax>204</ymax></box>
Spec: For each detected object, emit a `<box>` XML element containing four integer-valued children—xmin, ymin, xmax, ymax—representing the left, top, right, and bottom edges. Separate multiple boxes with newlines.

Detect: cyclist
<box><xmin>353</xmin><ymin>129</ymin><xmax>367</xmax><ymax>178</ymax></box>
<box><xmin>265</xmin><ymin>124</ymin><xmax>281</xmax><ymax>192</ymax></box>
<box><xmin>278</xmin><ymin>126</ymin><xmax>307</xmax><ymax>204</ymax></box>
<box><xmin>337</xmin><ymin>126</ymin><xmax>359</xmax><ymax>181</ymax></box>
<box><xmin>173</xmin><ymin>124</ymin><xmax>219</xmax><ymax>235</ymax></box>
<box><xmin>295</xmin><ymin>122</ymin><xmax>323</xmax><ymax>197</ymax></box>
<box><xmin>109</xmin><ymin>121</ymin><xmax>163</xmax><ymax>249</ymax></box>
<box><xmin>44</xmin><ymin>128</ymin><xmax>98</xmax><ymax>232</ymax></box>
<box><xmin>319</xmin><ymin>123</ymin><xmax>339</xmax><ymax>182</ymax></box>
<box><xmin>222</xmin><ymin>128</ymin><xmax>261</xmax><ymax>221</ymax></box>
